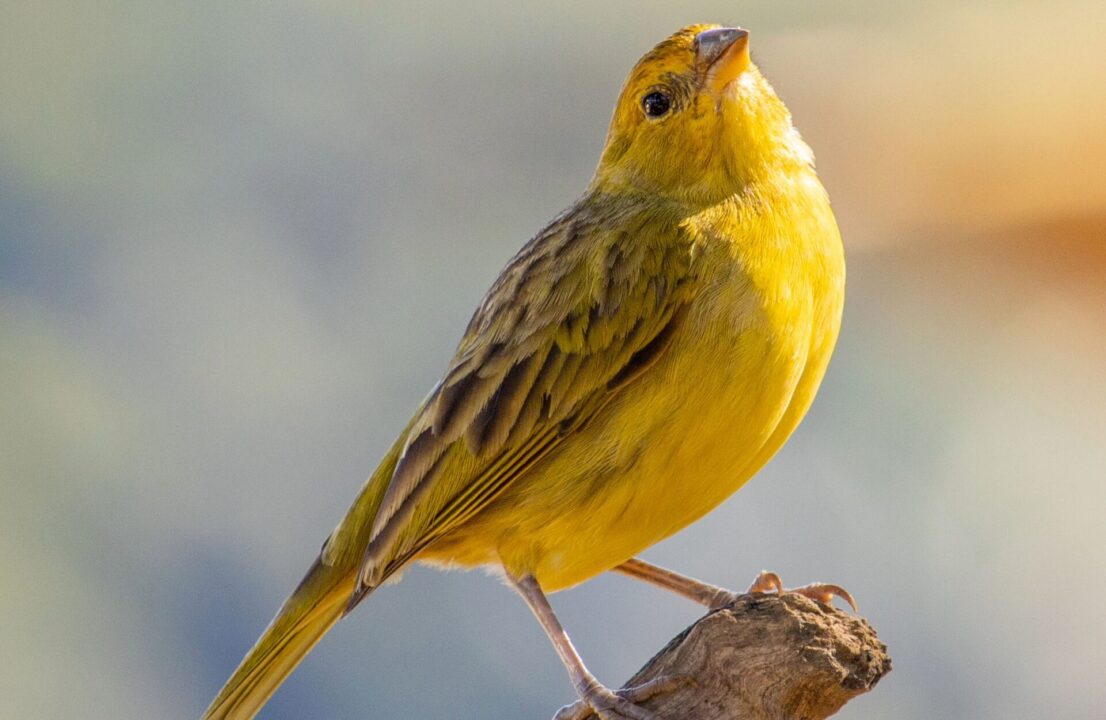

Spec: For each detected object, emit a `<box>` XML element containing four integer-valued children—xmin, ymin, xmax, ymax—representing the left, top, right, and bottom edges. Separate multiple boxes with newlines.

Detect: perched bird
<box><xmin>203</xmin><ymin>24</ymin><xmax>850</xmax><ymax>720</ymax></box>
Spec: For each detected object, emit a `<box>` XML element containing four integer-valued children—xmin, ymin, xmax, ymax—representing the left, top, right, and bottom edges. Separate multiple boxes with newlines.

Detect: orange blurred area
<box><xmin>768</xmin><ymin>1</ymin><xmax>1106</xmax><ymax>247</ymax></box>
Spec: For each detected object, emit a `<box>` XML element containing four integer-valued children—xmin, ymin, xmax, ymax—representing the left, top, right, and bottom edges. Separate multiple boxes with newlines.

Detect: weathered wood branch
<box><xmin>568</xmin><ymin>593</ymin><xmax>890</xmax><ymax>719</ymax></box>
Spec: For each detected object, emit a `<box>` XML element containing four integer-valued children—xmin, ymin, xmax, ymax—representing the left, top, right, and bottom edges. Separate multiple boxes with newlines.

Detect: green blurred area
<box><xmin>2</xmin><ymin>2</ymin><xmax>1104</xmax><ymax>719</ymax></box>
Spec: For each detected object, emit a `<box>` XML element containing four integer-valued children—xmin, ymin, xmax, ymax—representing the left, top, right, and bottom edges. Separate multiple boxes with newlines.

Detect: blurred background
<box><xmin>2</xmin><ymin>1</ymin><xmax>1104</xmax><ymax>718</ymax></box>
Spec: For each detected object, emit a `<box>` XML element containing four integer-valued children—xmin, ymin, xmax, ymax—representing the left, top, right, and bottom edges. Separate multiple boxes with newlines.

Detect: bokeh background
<box><xmin>3</xmin><ymin>1</ymin><xmax>1105</xmax><ymax>718</ymax></box>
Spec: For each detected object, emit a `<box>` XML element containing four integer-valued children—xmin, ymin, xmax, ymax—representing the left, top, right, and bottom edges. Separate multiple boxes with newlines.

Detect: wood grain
<box><xmin>565</xmin><ymin>592</ymin><xmax>890</xmax><ymax>719</ymax></box>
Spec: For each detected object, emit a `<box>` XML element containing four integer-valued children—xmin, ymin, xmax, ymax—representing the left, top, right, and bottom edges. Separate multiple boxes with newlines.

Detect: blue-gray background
<box><xmin>3</xmin><ymin>1</ymin><xmax>1105</xmax><ymax>718</ymax></box>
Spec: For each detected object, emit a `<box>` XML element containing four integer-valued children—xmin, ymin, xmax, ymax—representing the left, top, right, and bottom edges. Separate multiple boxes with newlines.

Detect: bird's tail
<box><xmin>202</xmin><ymin>415</ymin><xmax>413</xmax><ymax>719</ymax></box>
<box><xmin>201</xmin><ymin>557</ymin><xmax>361</xmax><ymax>720</ymax></box>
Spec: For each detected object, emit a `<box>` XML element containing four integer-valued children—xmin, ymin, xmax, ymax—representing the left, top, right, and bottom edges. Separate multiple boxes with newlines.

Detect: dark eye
<box><xmin>642</xmin><ymin>91</ymin><xmax>671</xmax><ymax>118</ymax></box>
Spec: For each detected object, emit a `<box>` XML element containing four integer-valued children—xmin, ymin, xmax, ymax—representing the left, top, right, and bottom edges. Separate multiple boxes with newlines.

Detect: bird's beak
<box><xmin>696</xmin><ymin>27</ymin><xmax>751</xmax><ymax>95</ymax></box>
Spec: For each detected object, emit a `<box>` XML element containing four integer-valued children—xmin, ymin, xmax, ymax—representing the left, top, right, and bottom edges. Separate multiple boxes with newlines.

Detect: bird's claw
<box><xmin>552</xmin><ymin>675</ymin><xmax>690</xmax><ymax>720</ymax></box>
<box><xmin>745</xmin><ymin>570</ymin><xmax>858</xmax><ymax>612</ymax></box>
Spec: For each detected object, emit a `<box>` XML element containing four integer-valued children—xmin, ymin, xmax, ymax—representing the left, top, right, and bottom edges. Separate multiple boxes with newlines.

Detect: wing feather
<box><xmin>353</xmin><ymin>201</ymin><xmax>696</xmax><ymax>597</ymax></box>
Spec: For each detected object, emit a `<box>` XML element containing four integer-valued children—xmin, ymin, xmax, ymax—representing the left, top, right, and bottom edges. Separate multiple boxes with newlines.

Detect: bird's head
<box><xmin>592</xmin><ymin>25</ymin><xmax>811</xmax><ymax>206</ymax></box>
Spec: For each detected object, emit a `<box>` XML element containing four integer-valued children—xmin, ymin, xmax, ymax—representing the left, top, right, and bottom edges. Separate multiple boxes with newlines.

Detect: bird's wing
<box><xmin>348</xmin><ymin>204</ymin><xmax>697</xmax><ymax>601</ymax></box>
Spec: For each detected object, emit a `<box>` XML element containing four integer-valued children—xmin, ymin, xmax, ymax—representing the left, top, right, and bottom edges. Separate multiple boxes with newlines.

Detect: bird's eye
<box><xmin>642</xmin><ymin>91</ymin><xmax>671</xmax><ymax>118</ymax></box>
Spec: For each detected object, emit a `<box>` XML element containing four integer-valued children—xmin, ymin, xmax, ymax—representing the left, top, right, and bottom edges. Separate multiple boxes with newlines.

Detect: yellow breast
<box><xmin>421</xmin><ymin>171</ymin><xmax>844</xmax><ymax>591</ymax></box>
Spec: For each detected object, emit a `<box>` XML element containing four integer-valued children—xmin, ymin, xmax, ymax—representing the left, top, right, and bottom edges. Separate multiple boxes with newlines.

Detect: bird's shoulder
<box><xmin>432</xmin><ymin>193</ymin><xmax>701</xmax><ymax>446</ymax></box>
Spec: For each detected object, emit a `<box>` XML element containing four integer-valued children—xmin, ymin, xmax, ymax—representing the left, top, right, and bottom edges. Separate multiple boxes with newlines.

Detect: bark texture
<box><xmin>570</xmin><ymin>593</ymin><xmax>890</xmax><ymax>719</ymax></box>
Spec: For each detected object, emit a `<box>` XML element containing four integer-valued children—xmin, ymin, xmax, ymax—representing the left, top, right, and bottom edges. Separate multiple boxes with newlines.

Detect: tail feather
<box><xmin>203</xmin><ymin>415</ymin><xmax>411</xmax><ymax>719</ymax></box>
<box><xmin>201</xmin><ymin>559</ymin><xmax>360</xmax><ymax>720</ymax></box>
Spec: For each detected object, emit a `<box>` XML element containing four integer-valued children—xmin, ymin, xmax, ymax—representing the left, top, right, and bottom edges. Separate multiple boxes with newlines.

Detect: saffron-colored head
<box><xmin>592</xmin><ymin>25</ymin><xmax>810</xmax><ymax>206</ymax></box>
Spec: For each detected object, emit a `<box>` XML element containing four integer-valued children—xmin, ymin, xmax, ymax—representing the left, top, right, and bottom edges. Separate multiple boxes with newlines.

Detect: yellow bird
<box><xmin>203</xmin><ymin>24</ymin><xmax>849</xmax><ymax>720</ymax></box>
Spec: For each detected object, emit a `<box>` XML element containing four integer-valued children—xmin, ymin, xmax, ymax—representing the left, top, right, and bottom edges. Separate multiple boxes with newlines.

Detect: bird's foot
<box><xmin>552</xmin><ymin>675</ymin><xmax>689</xmax><ymax>720</ymax></box>
<box><xmin>745</xmin><ymin>570</ymin><xmax>858</xmax><ymax>612</ymax></box>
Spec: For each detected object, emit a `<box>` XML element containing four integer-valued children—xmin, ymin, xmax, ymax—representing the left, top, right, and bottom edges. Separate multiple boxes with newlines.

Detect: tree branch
<box><xmin>568</xmin><ymin>593</ymin><xmax>890</xmax><ymax>719</ymax></box>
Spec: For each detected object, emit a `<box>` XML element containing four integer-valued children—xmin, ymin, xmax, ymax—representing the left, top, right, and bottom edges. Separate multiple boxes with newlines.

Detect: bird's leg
<box><xmin>612</xmin><ymin>557</ymin><xmax>738</xmax><ymax>611</ymax></box>
<box><xmin>508</xmin><ymin>573</ymin><xmax>684</xmax><ymax>720</ymax></box>
<box><xmin>615</xmin><ymin>558</ymin><xmax>857</xmax><ymax>612</ymax></box>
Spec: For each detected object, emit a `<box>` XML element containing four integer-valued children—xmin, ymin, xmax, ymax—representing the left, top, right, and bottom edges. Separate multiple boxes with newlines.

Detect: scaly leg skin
<box><xmin>614</xmin><ymin>557</ymin><xmax>857</xmax><ymax>613</ymax></box>
<box><xmin>613</xmin><ymin>557</ymin><xmax>739</xmax><ymax>611</ymax></box>
<box><xmin>509</xmin><ymin>573</ymin><xmax>687</xmax><ymax>720</ymax></box>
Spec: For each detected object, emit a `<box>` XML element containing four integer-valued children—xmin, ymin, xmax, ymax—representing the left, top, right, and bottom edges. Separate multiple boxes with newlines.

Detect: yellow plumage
<box><xmin>204</xmin><ymin>24</ymin><xmax>844</xmax><ymax>719</ymax></box>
